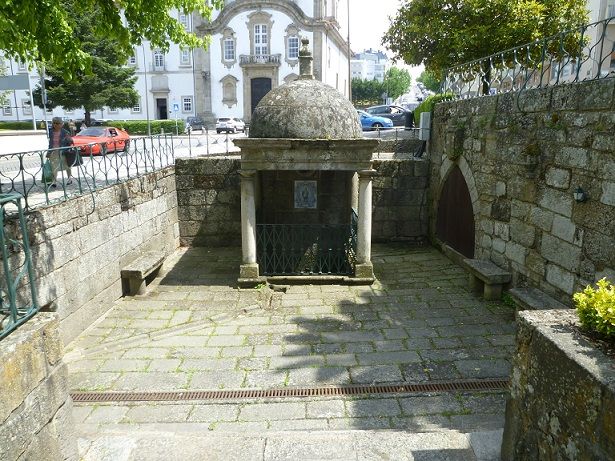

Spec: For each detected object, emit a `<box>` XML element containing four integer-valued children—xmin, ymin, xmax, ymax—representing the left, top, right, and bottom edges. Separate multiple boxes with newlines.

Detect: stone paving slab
<box><xmin>72</xmin><ymin>392</ymin><xmax>508</xmax><ymax>433</ymax></box>
<box><xmin>65</xmin><ymin>243</ymin><xmax>515</xmax><ymax>457</ymax></box>
<box><xmin>77</xmin><ymin>429</ymin><xmax>504</xmax><ymax>461</ymax></box>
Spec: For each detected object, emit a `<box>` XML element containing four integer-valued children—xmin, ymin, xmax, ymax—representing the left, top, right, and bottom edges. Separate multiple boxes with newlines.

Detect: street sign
<box><xmin>172</xmin><ymin>103</ymin><xmax>179</xmax><ymax>112</ymax></box>
<box><xmin>0</xmin><ymin>75</ymin><xmax>30</xmax><ymax>90</ymax></box>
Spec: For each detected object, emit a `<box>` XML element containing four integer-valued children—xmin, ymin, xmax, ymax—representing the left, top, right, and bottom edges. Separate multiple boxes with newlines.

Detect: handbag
<box><xmin>63</xmin><ymin>147</ymin><xmax>83</xmax><ymax>167</ymax></box>
<box><xmin>42</xmin><ymin>159</ymin><xmax>53</xmax><ymax>184</ymax></box>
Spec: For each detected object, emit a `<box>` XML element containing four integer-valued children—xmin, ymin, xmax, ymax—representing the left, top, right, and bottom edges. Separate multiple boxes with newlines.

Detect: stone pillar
<box><xmin>355</xmin><ymin>169</ymin><xmax>376</xmax><ymax>280</ymax></box>
<box><xmin>239</xmin><ymin>169</ymin><xmax>259</xmax><ymax>281</ymax></box>
<box><xmin>350</xmin><ymin>172</ymin><xmax>359</xmax><ymax>211</ymax></box>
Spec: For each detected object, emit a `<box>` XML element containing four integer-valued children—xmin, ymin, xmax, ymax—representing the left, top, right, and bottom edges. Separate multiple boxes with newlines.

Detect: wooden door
<box><xmin>436</xmin><ymin>166</ymin><xmax>475</xmax><ymax>258</ymax></box>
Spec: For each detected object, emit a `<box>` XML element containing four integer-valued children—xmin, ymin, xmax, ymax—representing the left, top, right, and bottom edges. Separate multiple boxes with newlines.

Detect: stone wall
<box><xmin>176</xmin><ymin>156</ymin><xmax>242</xmax><ymax>247</ymax></box>
<box><xmin>430</xmin><ymin>79</ymin><xmax>615</xmax><ymax>302</ymax></box>
<box><xmin>3</xmin><ymin>167</ymin><xmax>179</xmax><ymax>344</ymax></box>
<box><xmin>0</xmin><ymin>313</ymin><xmax>78</xmax><ymax>461</ymax></box>
<box><xmin>501</xmin><ymin>310</ymin><xmax>615</xmax><ymax>460</ymax></box>
<box><xmin>373</xmin><ymin>156</ymin><xmax>429</xmax><ymax>242</ymax></box>
<box><xmin>176</xmin><ymin>155</ymin><xmax>431</xmax><ymax>246</ymax></box>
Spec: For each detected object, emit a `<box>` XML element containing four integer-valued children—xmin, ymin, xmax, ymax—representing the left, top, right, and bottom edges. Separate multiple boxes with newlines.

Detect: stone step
<box><xmin>78</xmin><ymin>428</ymin><xmax>503</xmax><ymax>461</ymax></box>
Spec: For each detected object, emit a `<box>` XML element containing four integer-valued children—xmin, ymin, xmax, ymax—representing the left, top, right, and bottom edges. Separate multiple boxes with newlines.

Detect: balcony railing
<box><xmin>239</xmin><ymin>54</ymin><xmax>282</xmax><ymax>66</ymax></box>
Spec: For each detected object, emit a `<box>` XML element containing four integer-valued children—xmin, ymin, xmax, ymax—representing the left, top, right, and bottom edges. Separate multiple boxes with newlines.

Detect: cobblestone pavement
<box><xmin>66</xmin><ymin>243</ymin><xmax>516</xmax><ymax>459</ymax></box>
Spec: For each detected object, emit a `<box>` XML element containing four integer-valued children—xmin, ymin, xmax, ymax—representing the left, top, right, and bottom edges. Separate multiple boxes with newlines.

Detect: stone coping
<box><xmin>517</xmin><ymin>309</ymin><xmax>615</xmax><ymax>386</ymax></box>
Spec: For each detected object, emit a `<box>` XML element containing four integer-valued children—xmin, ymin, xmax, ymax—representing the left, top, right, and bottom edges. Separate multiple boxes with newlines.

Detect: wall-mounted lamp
<box><xmin>573</xmin><ymin>187</ymin><xmax>587</xmax><ymax>203</ymax></box>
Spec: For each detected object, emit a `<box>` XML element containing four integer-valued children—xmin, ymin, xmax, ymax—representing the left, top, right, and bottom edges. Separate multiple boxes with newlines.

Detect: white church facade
<box><xmin>0</xmin><ymin>0</ymin><xmax>350</xmax><ymax>125</ymax></box>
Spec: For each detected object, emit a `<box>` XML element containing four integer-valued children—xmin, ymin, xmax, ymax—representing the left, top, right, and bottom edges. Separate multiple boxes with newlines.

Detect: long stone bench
<box><xmin>121</xmin><ymin>252</ymin><xmax>165</xmax><ymax>296</ymax></box>
<box><xmin>463</xmin><ymin>258</ymin><xmax>511</xmax><ymax>301</ymax></box>
<box><xmin>508</xmin><ymin>287</ymin><xmax>567</xmax><ymax>311</ymax></box>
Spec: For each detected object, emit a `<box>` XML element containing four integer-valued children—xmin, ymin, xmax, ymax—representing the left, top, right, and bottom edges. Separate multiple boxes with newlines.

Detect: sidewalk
<box><xmin>66</xmin><ymin>243</ymin><xmax>516</xmax><ymax>460</ymax></box>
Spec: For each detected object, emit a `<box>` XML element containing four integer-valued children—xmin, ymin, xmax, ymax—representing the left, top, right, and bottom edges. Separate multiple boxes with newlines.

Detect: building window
<box><xmin>128</xmin><ymin>52</ymin><xmax>137</xmax><ymax>66</ymax></box>
<box><xmin>254</xmin><ymin>24</ymin><xmax>268</xmax><ymax>55</ymax></box>
<box><xmin>179</xmin><ymin>13</ymin><xmax>190</xmax><ymax>31</ymax></box>
<box><xmin>2</xmin><ymin>102</ymin><xmax>11</xmax><ymax>116</ymax></box>
<box><xmin>132</xmin><ymin>101</ymin><xmax>141</xmax><ymax>113</ymax></box>
<box><xmin>224</xmin><ymin>38</ymin><xmax>235</xmax><ymax>61</ymax></box>
<box><xmin>21</xmin><ymin>99</ymin><xmax>32</xmax><ymax>115</ymax></box>
<box><xmin>153</xmin><ymin>50</ymin><xmax>165</xmax><ymax>70</ymax></box>
<box><xmin>180</xmin><ymin>48</ymin><xmax>191</xmax><ymax>65</ymax></box>
<box><xmin>108</xmin><ymin>107</ymin><xmax>118</xmax><ymax>114</ymax></box>
<box><xmin>288</xmin><ymin>36</ymin><xmax>299</xmax><ymax>59</ymax></box>
<box><xmin>182</xmin><ymin>96</ymin><xmax>192</xmax><ymax>113</ymax></box>
<box><xmin>17</xmin><ymin>61</ymin><xmax>26</xmax><ymax>71</ymax></box>
<box><xmin>220</xmin><ymin>28</ymin><xmax>237</xmax><ymax>68</ymax></box>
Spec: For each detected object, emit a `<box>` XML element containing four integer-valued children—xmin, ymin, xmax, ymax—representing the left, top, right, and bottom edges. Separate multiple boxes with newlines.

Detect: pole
<box><xmin>347</xmin><ymin>0</ymin><xmax>351</xmax><ymax>101</ymax></box>
<box><xmin>27</xmin><ymin>69</ymin><xmax>36</xmax><ymax>131</ymax></box>
<box><xmin>142</xmin><ymin>44</ymin><xmax>151</xmax><ymax>136</ymax></box>
<box><xmin>39</xmin><ymin>64</ymin><xmax>48</xmax><ymax>136</ymax></box>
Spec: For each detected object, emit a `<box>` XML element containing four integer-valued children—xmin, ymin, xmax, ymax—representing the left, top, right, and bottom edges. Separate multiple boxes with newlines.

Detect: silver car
<box><xmin>216</xmin><ymin>117</ymin><xmax>245</xmax><ymax>134</ymax></box>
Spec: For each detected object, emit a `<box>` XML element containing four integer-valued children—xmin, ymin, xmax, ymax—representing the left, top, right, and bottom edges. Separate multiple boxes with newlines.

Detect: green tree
<box><xmin>0</xmin><ymin>0</ymin><xmax>223</xmax><ymax>76</ymax></box>
<box><xmin>352</xmin><ymin>67</ymin><xmax>412</xmax><ymax>106</ymax></box>
<box><xmin>382</xmin><ymin>67</ymin><xmax>411</xmax><ymax>100</ymax></box>
<box><xmin>383</xmin><ymin>0</ymin><xmax>588</xmax><ymax>78</ymax></box>
<box><xmin>351</xmin><ymin>78</ymin><xmax>383</xmax><ymax>106</ymax></box>
<box><xmin>417</xmin><ymin>70</ymin><xmax>441</xmax><ymax>93</ymax></box>
<box><xmin>33</xmin><ymin>2</ymin><xmax>139</xmax><ymax>125</ymax></box>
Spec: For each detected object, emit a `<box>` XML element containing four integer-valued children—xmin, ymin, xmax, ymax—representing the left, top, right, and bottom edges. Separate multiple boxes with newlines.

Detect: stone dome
<box><xmin>249</xmin><ymin>40</ymin><xmax>363</xmax><ymax>139</ymax></box>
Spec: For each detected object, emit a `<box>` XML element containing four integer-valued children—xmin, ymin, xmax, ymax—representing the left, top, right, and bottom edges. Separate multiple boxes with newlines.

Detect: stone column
<box><xmin>355</xmin><ymin>169</ymin><xmax>376</xmax><ymax>280</ymax></box>
<box><xmin>239</xmin><ymin>169</ymin><xmax>259</xmax><ymax>281</ymax></box>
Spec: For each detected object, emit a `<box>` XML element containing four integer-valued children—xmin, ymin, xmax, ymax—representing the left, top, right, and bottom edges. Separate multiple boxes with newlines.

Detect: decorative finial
<box><xmin>298</xmin><ymin>38</ymin><xmax>314</xmax><ymax>80</ymax></box>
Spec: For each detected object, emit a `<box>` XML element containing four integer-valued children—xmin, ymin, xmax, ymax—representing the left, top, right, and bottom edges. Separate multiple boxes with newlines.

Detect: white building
<box><xmin>0</xmin><ymin>1</ymin><xmax>350</xmax><ymax>125</ymax></box>
<box><xmin>350</xmin><ymin>49</ymin><xmax>389</xmax><ymax>82</ymax></box>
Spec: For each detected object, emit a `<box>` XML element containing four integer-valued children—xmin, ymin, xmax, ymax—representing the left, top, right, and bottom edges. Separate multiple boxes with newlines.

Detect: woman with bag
<box><xmin>46</xmin><ymin>116</ymin><xmax>74</xmax><ymax>187</ymax></box>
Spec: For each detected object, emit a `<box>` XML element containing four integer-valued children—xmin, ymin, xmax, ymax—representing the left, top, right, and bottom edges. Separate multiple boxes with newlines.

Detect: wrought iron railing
<box><xmin>0</xmin><ymin>131</ymin><xmax>247</xmax><ymax>213</ymax></box>
<box><xmin>0</xmin><ymin>193</ymin><xmax>38</xmax><ymax>339</ymax></box>
<box><xmin>256</xmin><ymin>215</ymin><xmax>358</xmax><ymax>276</ymax></box>
<box><xmin>442</xmin><ymin>16</ymin><xmax>615</xmax><ymax>99</ymax></box>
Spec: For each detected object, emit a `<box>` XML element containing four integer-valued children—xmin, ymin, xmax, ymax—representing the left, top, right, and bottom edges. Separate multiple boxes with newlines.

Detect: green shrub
<box><xmin>413</xmin><ymin>92</ymin><xmax>456</xmax><ymax>126</ymax></box>
<box><xmin>574</xmin><ymin>278</ymin><xmax>615</xmax><ymax>340</ymax></box>
<box><xmin>103</xmin><ymin>119</ymin><xmax>183</xmax><ymax>135</ymax></box>
<box><xmin>0</xmin><ymin>121</ymin><xmax>37</xmax><ymax>130</ymax></box>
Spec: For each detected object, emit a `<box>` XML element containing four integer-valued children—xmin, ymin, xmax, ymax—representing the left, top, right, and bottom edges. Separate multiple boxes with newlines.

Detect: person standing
<box><xmin>46</xmin><ymin>116</ymin><xmax>74</xmax><ymax>187</ymax></box>
<box><xmin>68</xmin><ymin>119</ymin><xmax>76</xmax><ymax>135</ymax></box>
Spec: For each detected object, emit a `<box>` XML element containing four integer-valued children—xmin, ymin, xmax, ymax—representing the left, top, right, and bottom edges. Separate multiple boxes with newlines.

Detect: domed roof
<box><xmin>249</xmin><ymin>40</ymin><xmax>363</xmax><ymax>139</ymax></box>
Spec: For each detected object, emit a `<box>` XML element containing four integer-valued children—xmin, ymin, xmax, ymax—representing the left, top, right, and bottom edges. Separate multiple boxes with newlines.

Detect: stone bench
<box><xmin>463</xmin><ymin>258</ymin><xmax>511</xmax><ymax>301</ymax></box>
<box><xmin>121</xmin><ymin>252</ymin><xmax>165</xmax><ymax>296</ymax></box>
<box><xmin>508</xmin><ymin>287</ymin><xmax>567</xmax><ymax>311</ymax></box>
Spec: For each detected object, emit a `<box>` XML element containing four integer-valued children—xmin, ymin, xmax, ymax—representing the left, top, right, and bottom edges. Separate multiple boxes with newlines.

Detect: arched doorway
<box><xmin>251</xmin><ymin>78</ymin><xmax>272</xmax><ymax>113</ymax></box>
<box><xmin>436</xmin><ymin>165</ymin><xmax>475</xmax><ymax>258</ymax></box>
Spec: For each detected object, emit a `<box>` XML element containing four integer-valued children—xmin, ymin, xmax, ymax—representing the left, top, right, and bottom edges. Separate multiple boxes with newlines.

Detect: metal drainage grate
<box><xmin>70</xmin><ymin>379</ymin><xmax>509</xmax><ymax>403</ymax></box>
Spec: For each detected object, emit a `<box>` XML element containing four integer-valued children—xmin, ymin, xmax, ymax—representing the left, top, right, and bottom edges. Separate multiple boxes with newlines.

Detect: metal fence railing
<box><xmin>0</xmin><ymin>131</ymin><xmax>246</xmax><ymax>213</ymax></box>
<box><xmin>442</xmin><ymin>16</ymin><xmax>615</xmax><ymax>99</ymax></box>
<box><xmin>0</xmin><ymin>193</ymin><xmax>38</xmax><ymax>339</ymax></box>
<box><xmin>256</xmin><ymin>213</ymin><xmax>358</xmax><ymax>276</ymax></box>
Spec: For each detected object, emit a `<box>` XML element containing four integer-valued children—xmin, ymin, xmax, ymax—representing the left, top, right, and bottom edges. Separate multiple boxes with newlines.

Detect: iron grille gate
<box><xmin>257</xmin><ymin>212</ymin><xmax>358</xmax><ymax>276</ymax></box>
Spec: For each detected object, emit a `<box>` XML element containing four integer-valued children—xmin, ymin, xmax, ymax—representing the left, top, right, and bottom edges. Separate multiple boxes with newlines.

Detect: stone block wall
<box><xmin>0</xmin><ymin>313</ymin><xmax>78</xmax><ymax>461</ymax></box>
<box><xmin>176</xmin><ymin>156</ymin><xmax>242</xmax><ymax>247</ymax></box>
<box><xmin>175</xmin><ymin>155</ymin><xmax>431</xmax><ymax>246</ymax></box>
<box><xmin>501</xmin><ymin>310</ymin><xmax>615</xmax><ymax>460</ymax></box>
<box><xmin>2</xmin><ymin>167</ymin><xmax>179</xmax><ymax>344</ymax></box>
<box><xmin>430</xmin><ymin>79</ymin><xmax>615</xmax><ymax>302</ymax></box>
<box><xmin>372</xmin><ymin>157</ymin><xmax>430</xmax><ymax>242</ymax></box>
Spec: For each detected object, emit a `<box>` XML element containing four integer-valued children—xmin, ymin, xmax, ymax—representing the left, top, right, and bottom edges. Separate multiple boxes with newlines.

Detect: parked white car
<box><xmin>216</xmin><ymin>117</ymin><xmax>246</xmax><ymax>134</ymax></box>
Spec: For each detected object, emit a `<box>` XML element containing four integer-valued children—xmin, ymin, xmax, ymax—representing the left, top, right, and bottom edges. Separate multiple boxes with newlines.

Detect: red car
<box><xmin>73</xmin><ymin>126</ymin><xmax>130</xmax><ymax>155</ymax></box>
